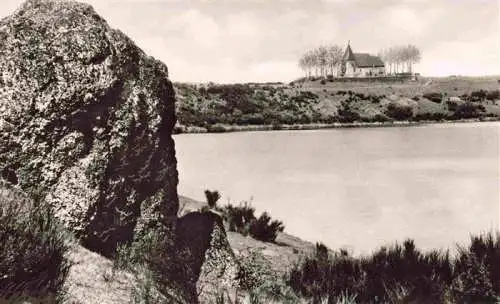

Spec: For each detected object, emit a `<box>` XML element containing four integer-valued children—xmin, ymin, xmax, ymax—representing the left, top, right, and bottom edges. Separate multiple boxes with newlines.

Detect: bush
<box><xmin>453</xmin><ymin>233</ymin><xmax>500</xmax><ymax>297</ymax></box>
<box><xmin>369</xmin><ymin>94</ymin><xmax>382</xmax><ymax>103</ymax></box>
<box><xmin>320</xmin><ymin>79</ymin><xmax>326</xmax><ymax>85</ymax></box>
<box><xmin>220</xmin><ymin>203</ymin><xmax>284</xmax><ymax>243</ymax></box>
<box><xmin>288</xmin><ymin>239</ymin><xmax>453</xmax><ymax>303</ymax></box>
<box><xmin>338</xmin><ymin>104</ymin><xmax>361</xmax><ymax>123</ymax></box>
<box><xmin>470</xmin><ymin>89</ymin><xmax>487</xmax><ymax>102</ymax></box>
<box><xmin>221</xmin><ymin>202</ymin><xmax>256</xmax><ymax>235</ymax></box>
<box><xmin>385</xmin><ymin>103</ymin><xmax>413</xmax><ymax>120</ymax></box>
<box><xmin>447</xmin><ymin>100</ymin><xmax>458</xmax><ymax>111</ymax></box>
<box><xmin>354</xmin><ymin>92</ymin><xmax>366</xmax><ymax>99</ymax></box>
<box><xmin>414</xmin><ymin>112</ymin><xmax>447</xmax><ymax>122</ymax></box>
<box><xmin>204</xmin><ymin>190</ymin><xmax>221</xmax><ymax>209</ymax></box>
<box><xmin>452</xmin><ymin>102</ymin><xmax>484</xmax><ymax>119</ymax></box>
<box><xmin>371</xmin><ymin>114</ymin><xmax>390</xmax><ymax>122</ymax></box>
<box><xmin>423</xmin><ymin>92</ymin><xmax>442</xmax><ymax>103</ymax></box>
<box><xmin>249</xmin><ymin>212</ymin><xmax>285</xmax><ymax>243</ymax></box>
<box><xmin>287</xmin><ymin>232</ymin><xmax>500</xmax><ymax>303</ymax></box>
<box><xmin>0</xmin><ymin>185</ymin><xmax>72</xmax><ymax>302</ymax></box>
<box><xmin>486</xmin><ymin>90</ymin><xmax>500</xmax><ymax>101</ymax></box>
<box><xmin>236</xmin><ymin>248</ymin><xmax>301</xmax><ymax>303</ymax></box>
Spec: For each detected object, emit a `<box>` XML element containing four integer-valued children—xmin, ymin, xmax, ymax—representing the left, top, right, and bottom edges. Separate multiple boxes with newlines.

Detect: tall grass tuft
<box><xmin>114</xmin><ymin>227</ymin><xmax>195</xmax><ymax>303</ymax></box>
<box><xmin>0</xmin><ymin>186</ymin><xmax>72</xmax><ymax>302</ymax></box>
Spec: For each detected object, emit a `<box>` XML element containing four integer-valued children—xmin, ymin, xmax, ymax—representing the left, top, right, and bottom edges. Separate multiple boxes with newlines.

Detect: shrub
<box><xmin>447</xmin><ymin>100</ymin><xmax>458</xmax><ymax>111</ymax></box>
<box><xmin>452</xmin><ymin>102</ymin><xmax>484</xmax><ymax>119</ymax></box>
<box><xmin>338</xmin><ymin>104</ymin><xmax>361</xmax><ymax>123</ymax></box>
<box><xmin>369</xmin><ymin>94</ymin><xmax>382</xmax><ymax>104</ymax></box>
<box><xmin>423</xmin><ymin>92</ymin><xmax>442</xmax><ymax>103</ymax></box>
<box><xmin>237</xmin><ymin>248</ymin><xmax>301</xmax><ymax>304</ymax></box>
<box><xmin>385</xmin><ymin>103</ymin><xmax>413</xmax><ymax>120</ymax></box>
<box><xmin>451</xmin><ymin>253</ymin><xmax>496</xmax><ymax>303</ymax></box>
<box><xmin>220</xmin><ymin>203</ymin><xmax>284</xmax><ymax>243</ymax></box>
<box><xmin>0</xmin><ymin>186</ymin><xmax>72</xmax><ymax>302</ymax></box>
<box><xmin>453</xmin><ymin>233</ymin><xmax>500</xmax><ymax>296</ymax></box>
<box><xmin>221</xmin><ymin>202</ymin><xmax>256</xmax><ymax>235</ymax></box>
<box><xmin>287</xmin><ymin>239</ymin><xmax>453</xmax><ymax>303</ymax></box>
<box><xmin>470</xmin><ymin>89</ymin><xmax>487</xmax><ymax>101</ymax></box>
<box><xmin>320</xmin><ymin>79</ymin><xmax>326</xmax><ymax>85</ymax></box>
<box><xmin>486</xmin><ymin>90</ymin><xmax>500</xmax><ymax>101</ymax></box>
<box><xmin>371</xmin><ymin>114</ymin><xmax>390</xmax><ymax>122</ymax></box>
<box><xmin>237</xmin><ymin>248</ymin><xmax>276</xmax><ymax>291</ymax></box>
<box><xmin>411</xmin><ymin>95</ymin><xmax>420</xmax><ymax>101</ymax></box>
<box><xmin>354</xmin><ymin>92</ymin><xmax>365</xmax><ymax>99</ymax></box>
<box><xmin>414</xmin><ymin>112</ymin><xmax>447</xmax><ymax>122</ymax></box>
<box><xmin>248</xmin><ymin>212</ymin><xmax>285</xmax><ymax>243</ymax></box>
<box><xmin>287</xmin><ymin>233</ymin><xmax>500</xmax><ymax>303</ymax></box>
<box><xmin>204</xmin><ymin>190</ymin><xmax>221</xmax><ymax>209</ymax></box>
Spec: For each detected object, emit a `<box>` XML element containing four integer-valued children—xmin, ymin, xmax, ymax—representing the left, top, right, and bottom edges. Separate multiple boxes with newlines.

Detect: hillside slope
<box><xmin>174</xmin><ymin>77</ymin><xmax>500</xmax><ymax>133</ymax></box>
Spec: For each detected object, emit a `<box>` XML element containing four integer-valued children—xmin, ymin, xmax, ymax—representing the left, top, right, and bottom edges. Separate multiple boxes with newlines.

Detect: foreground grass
<box><xmin>3</xmin><ymin>187</ymin><xmax>499</xmax><ymax>303</ymax></box>
<box><xmin>0</xmin><ymin>182</ymin><xmax>72</xmax><ymax>303</ymax></box>
<box><xmin>182</xmin><ymin>195</ymin><xmax>500</xmax><ymax>303</ymax></box>
<box><xmin>288</xmin><ymin>233</ymin><xmax>500</xmax><ymax>303</ymax></box>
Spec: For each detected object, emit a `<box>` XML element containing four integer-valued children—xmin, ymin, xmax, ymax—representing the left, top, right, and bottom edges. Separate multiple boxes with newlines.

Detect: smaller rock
<box><xmin>177</xmin><ymin>211</ymin><xmax>240</xmax><ymax>303</ymax></box>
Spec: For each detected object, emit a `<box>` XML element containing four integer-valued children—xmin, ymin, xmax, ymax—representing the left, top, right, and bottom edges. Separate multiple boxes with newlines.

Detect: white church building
<box><xmin>343</xmin><ymin>42</ymin><xmax>386</xmax><ymax>77</ymax></box>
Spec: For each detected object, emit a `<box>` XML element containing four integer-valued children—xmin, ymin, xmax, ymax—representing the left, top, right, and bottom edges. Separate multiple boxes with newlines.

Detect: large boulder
<box><xmin>0</xmin><ymin>0</ymin><xmax>178</xmax><ymax>256</ymax></box>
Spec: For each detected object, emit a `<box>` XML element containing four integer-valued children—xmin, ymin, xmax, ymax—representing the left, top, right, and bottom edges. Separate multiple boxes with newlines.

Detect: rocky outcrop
<box><xmin>177</xmin><ymin>211</ymin><xmax>240</xmax><ymax>303</ymax></box>
<box><xmin>0</xmin><ymin>0</ymin><xmax>178</xmax><ymax>256</ymax></box>
<box><xmin>0</xmin><ymin>2</ymin><xmax>242</xmax><ymax>303</ymax></box>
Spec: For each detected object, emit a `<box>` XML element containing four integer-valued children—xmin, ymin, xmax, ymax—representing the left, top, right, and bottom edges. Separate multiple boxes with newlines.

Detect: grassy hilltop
<box><xmin>174</xmin><ymin>76</ymin><xmax>500</xmax><ymax>133</ymax></box>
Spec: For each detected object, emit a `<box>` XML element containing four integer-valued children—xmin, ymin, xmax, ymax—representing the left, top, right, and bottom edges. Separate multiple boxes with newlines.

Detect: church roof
<box><xmin>343</xmin><ymin>44</ymin><xmax>356</xmax><ymax>61</ymax></box>
<box><xmin>352</xmin><ymin>53</ymin><xmax>385</xmax><ymax>68</ymax></box>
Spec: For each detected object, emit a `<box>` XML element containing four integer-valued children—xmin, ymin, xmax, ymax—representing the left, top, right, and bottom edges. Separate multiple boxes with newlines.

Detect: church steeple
<box><xmin>344</xmin><ymin>41</ymin><xmax>356</xmax><ymax>61</ymax></box>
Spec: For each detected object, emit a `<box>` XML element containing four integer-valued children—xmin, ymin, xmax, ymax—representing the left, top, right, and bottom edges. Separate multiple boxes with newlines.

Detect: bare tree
<box><xmin>380</xmin><ymin>45</ymin><xmax>421</xmax><ymax>74</ymax></box>
<box><xmin>312</xmin><ymin>46</ymin><xmax>328</xmax><ymax>77</ymax></box>
<box><xmin>298</xmin><ymin>50</ymin><xmax>316</xmax><ymax>79</ymax></box>
<box><xmin>326</xmin><ymin>44</ymin><xmax>343</xmax><ymax>77</ymax></box>
<box><xmin>406</xmin><ymin>44</ymin><xmax>421</xmax><ymax>74</ymax></box>
<box><xmin>378</xmin><ymin>48</ymin><xmax>390</xmax><ymax>75</ymax></box>
<box><xmin>298</xmin><ymin>53</ymin><xmax>308</xmax><ymax>78</ymax></box>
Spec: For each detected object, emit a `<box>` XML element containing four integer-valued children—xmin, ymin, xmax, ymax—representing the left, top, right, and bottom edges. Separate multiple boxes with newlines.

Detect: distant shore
<box><xmin>174</xmin><ymin>117</ymin><xmax>499</xmax><ymax>134</ymax></box>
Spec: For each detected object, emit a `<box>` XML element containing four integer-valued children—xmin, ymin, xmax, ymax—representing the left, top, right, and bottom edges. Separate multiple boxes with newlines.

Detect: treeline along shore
<box><xmin>173</xmin><ymin>76</ymin><xmax>500</xmax><ymax>134</ymax></box>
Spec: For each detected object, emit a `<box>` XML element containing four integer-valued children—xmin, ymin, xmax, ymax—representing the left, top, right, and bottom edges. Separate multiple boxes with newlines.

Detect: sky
<box><xmin>1</xmin><ymin>0</ymin><xmax>499</xmax><ymax>83</ymax></box>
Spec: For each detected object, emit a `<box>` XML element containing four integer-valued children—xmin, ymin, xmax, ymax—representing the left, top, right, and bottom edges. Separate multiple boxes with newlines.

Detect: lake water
<box><xmin>174</xmin><ymin>122</ymin><xmax>499</xmax><ymax>255</ymax></box>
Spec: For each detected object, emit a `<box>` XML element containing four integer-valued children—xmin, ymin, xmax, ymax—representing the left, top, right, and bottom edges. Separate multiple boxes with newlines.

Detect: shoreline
<box><xmin>174</xmin><ymin>116</ymin><xmax>499</xmax><ymax>134</ymax></box>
